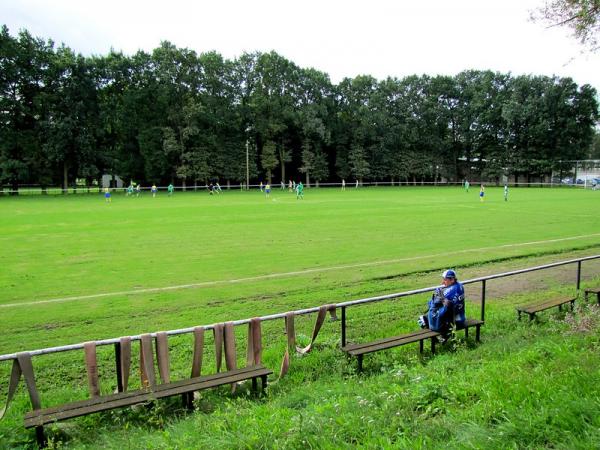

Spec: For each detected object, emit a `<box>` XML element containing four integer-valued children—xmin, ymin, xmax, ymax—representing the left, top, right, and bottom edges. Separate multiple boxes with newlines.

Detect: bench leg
<box><xmin>252</xmin><ymin>377</ymin><xmax>258</xmax><ymax>393</ymax></box>
<box><xmin>431</xmin><ymin>338</ymin><xmax>436</xmax><ymax>355</ymax></box>
<box><xmin>182</xmin><ymin>392</ymin><xmax>194</xmax><ymax>410</ymax></box>
<box><xmin>464</xmin><ymin>326</ymin><xmax>469</xmax><ymax>340</ymax></box>
<box><xmin>419</xmin><ymin>339</ymin><xmax>424</xmax><ymax>354</ymax></box>
<box><xmin>518</xmin><ymin>310</ymin><xmax>522</xmax><ymax>321</ymax></box>
<box><xmin>36</xmin><ymin>426</ymin><xmax>46</xmax><ymax>448</ymax></box>
<box><xmin>357</xmin><ymin>354</ymin><xmax>363</xmax><ymax>373</ymax></box>
<box><xmin>571</xmin><ymin>300</ymin><xmax>575</xmax><ymax>312</ymax></box>
<box><xmin>558</xmin><ymin>304</ymin><xmax>562</xmax><ymax>312</ymax></box>
<box><xmin>528</xmin><ymin>313</ymin><xmax>535</xmax><ymax>321</ymax></box>
<box><xmin>261</xmin><ymin>374</ymin><xmax>268</xmax><ymax>394</ymax></box>
<box><xmin>597</xmin><ymin>293</ymin><xmax>600</xmax><ymax>306</ymax></box>
<box><xmin>476</xmin><ymin>325</ymin><xmax>481</xmax><ymax>343</ymax></box>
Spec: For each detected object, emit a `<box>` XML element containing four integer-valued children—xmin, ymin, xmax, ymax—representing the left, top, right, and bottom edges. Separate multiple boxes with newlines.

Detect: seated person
<box><xmin>418</xmin><ymin>269</ymin><xmax>466</xmax><ymax>340</ymax></box>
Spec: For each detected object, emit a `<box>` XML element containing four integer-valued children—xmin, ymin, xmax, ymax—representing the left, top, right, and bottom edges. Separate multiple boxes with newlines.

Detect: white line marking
<box><xmin>3</xmin><ymin>232</ymin><xmax>600</xmax><ymax>309</ymax></box>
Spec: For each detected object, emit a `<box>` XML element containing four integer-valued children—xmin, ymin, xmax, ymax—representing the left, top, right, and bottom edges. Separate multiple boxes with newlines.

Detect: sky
<box><xmin>2</xmin><ymin>0</ymin><xmax>598</xmax><ymax>91</ymax></box>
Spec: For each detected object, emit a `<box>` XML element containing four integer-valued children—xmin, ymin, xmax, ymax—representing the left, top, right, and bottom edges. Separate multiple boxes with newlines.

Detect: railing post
<box><xmin>341</xmin><ymin>306</ymin><xmax>346</xmax><ymax>347</ymax></box>
<box><xmin>114</xmin><ymin>342</ymin><xmax>123</xmax><ymax>393</ymax></box>
<box><xmin>576</xmin><ymin>260</ymin><xmax>582</xmax><ymax>291</ymax></box>
<box><xmin>481</xmin><ymin>280</ymin><xmax>486</xmax><ymax>322</ymax></box>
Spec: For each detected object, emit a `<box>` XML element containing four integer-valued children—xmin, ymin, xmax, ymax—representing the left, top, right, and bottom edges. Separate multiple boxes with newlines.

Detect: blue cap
<box><xmin>442</xmin><ymin>269</ymin><xmax>456</xmax><ymax>279</ymax></box>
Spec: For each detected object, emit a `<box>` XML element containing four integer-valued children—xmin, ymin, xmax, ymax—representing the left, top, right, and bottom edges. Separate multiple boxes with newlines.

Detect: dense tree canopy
<box><xmin>0</xmin><ymin>25</ymin><xmax>598</xmax><ymax>191</ymax></box>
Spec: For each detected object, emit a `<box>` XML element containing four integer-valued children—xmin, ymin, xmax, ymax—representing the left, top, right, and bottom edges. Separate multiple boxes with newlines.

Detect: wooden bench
<box><xmin>25</xmin><ymin>365</ymin><xmax>272</xmax><ymax>447</ymax></box>
<box><xmin>584</xmin><ymin>288</ymin><xmax>600</xmax><ymax>305</ymax></box>
<box><xmin>516</xmin><ymin>296</ymin><xmax>576</xmax><ymax>321</ymax></box>
<box><xmin>342</xmin><ymin>319</ymin><xmax>484</xmax><ymax>372</ymax></box>
<box><xmin>343</xmin><ymin>329</ymin><xmax>440</xmax><ymax>372</ymax></box>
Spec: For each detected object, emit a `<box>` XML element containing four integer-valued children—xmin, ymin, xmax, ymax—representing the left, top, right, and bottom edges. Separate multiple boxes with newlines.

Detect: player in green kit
<box><xmin>167</xmin><ymin>183</ymin><xmax>174</xmax><ymax>196</ymax></box>
<box><xmin>296</xmin><ymin>181</ymin><xmax>304</xmax><ymax>199</ymax></box>
<box><xmin>504</xmin><ymin>185</ymin><xmax>508</xmax><ymax>201</ymax></box>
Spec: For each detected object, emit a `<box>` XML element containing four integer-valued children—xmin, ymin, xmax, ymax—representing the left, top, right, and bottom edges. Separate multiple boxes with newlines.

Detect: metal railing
<box><xmin>1</xmin><ymin>254</ymin><xmax>598</xmax><ymax>364</ymax></box>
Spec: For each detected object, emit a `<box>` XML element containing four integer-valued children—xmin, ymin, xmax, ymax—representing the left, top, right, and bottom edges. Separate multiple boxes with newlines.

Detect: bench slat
<box><xmin>516</xmin><ymin>297</ymin><xmax>575</xmax><ymax>314</ymax></box>
<box><xmin>344</xmin><ymin>318</ymin><xmax>486</xmax><ymax>356</ymax></box>
<box><xmin>345</xmin><ymin>330</ymin><xmax>440</xmax><ymax>356</ymax></box>
<box><xmin>25</xmin><ymin>366</ymin><xmax>271</xmax><ymax>427</ymax></box>
<box><xmin>25</xmin><ymin>365</ymin><xmax>263</xmax><ymax>418</ymax></box>
<box><xmin>342</xmin><ymin>329</ymin><xmax>437</xmax><ymax>352</ymax></box>
<box><xmin>464</xmin><ymin>319</ymin><xmax>484</xmax><ymax>326</ymax></box>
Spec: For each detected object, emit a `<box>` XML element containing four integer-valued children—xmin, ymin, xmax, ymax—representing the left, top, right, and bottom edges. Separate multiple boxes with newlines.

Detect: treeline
<box><xmin>1</xmin><ymin>25</ymin><xmax>598</xmax><ymax>190</ymax></box>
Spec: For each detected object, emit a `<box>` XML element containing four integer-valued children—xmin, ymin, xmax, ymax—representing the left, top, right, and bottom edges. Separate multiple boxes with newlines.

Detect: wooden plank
<box><xmin>25</xmin><ymin>366</ymin><xmax>271</xmax><ymax>427</ymax></box>
<box><xmin>517</xmin><ymin>297</ymin><xmax>574</xmax><ymax>312</ymax></box>
<box><xmin>25</xmin><ymin>365</ymin><xmax>264</xmax><ymax>419</ymax></box>
<box><xmin>517</xmin><ymin>297</ymin><xmax>575</xmax><ymax>314</ymax></box>
<box><xmin>347</xmin><ymin>319</ymin><xmax>485</xmax><ymax>356</ymax></box>
<box><xmin>464</xmin><ymin>319</ymin><xmax>484</xmax><ymax>327</ymax></box>
<box><xmin>342</xmin><ymin>329</ymin><xmax>437</xmax><ymax>352</ymax></box>
<box><xmin>347</xmin><ymin>331</ymin><xmax>440</xmax><ymax>356</ymax></box>
<box><xmin>26</xmin><ymin>367</ymin><xmax>272</xmax><ymax>427</ymax></box>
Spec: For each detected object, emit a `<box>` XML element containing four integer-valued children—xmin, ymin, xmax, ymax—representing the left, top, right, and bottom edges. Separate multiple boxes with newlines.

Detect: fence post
<box><xmin>341</xmin><ymin>306</ymin><xmax>346</xmax><ymax>348</ymax></box>
<box><xmin>576</xmin><ymin>260</ymin><xmax>582</xmax><ymax>291</ymax></box>
<box><xmin>481</xmin><ymin>280</ymin><xmax>486</xmax><ymax>322</ymax></box>
<box><xmin>114</xmin><ymin>342</ymin><xmax>123</xmax><ymax>393</ymax></box>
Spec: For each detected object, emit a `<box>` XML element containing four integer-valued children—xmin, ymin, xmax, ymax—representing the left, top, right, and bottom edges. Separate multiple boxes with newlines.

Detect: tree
<box><xmin>348</xmin><ymin>144</ymin><xmax>370</xmax><ymax>184</ymax></box>
<box><xmin>261</xmin><ymin>140</ymin><xmax>278</xmax><ymax>184</ymax></box>
<box><xmin>311</xmin><ymin>149</ymin><xmax>329</xmax><ymax>186</ymax></box>
<box><xmin>299</xmin><ymin>141</ymin><xmax>315</xmax><ymax>187</ymax></box>
<box><xmin>43</xmin><ymin>47</ymin><xmax>100</xmax><ymax>192</ymax></box>
<box><xmin>0</xmin><ymin>27</ymin><xmax>55</xmax><ymax>192</ymax></box>
<box><xmin>532</xmin><ymin>0</ymin><xmax>600</xmax><ymax>51</ymax></box>
<box><xmin>277</xmin><ymin>145</ymin><xmax>292</xmax><ymax>183</ymax></box>
<box><xmin>589</xmin><ymin>131</ymin><xmax>600</xmax><ymax>158</ymax></box>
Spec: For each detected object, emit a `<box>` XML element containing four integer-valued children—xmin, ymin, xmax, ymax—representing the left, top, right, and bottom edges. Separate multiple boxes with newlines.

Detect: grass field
<box><xmin>1</xmin><ymin>186</ymin><xmax>600</xmax><ymax>448</ymax></box>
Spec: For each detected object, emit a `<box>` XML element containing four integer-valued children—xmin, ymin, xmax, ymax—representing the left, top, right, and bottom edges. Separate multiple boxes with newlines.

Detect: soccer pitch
<box><xmin>1</xmin><ymin>186</ymin><xmax>600</xmax><ymax>353</ymax></box>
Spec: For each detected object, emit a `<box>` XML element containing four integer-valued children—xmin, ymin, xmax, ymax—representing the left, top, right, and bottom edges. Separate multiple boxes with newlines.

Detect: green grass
<box><xmin>1</xmin><ymin>186</ymin><xmax>600</xmax><ymax>448</ymax></box>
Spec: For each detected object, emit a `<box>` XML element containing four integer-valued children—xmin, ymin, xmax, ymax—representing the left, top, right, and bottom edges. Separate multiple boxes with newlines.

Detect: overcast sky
<box><xmin>2</xmin><ymin>0</ymin><xmax>598</xmax><ymax>90</ymax></box>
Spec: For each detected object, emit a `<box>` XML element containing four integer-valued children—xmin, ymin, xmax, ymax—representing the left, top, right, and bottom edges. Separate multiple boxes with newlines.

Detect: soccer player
<box><xmin>288</xmin><ymin>179</ymin><xmax>293</xmax><ymax>192</ymax></box>
<box><xmin>151</xmin><ymin>184</ymin><xmax>157</xmax><ymax>198</ymax></box>
<box><xmin>280</xmin><ymin>181</ymin><xmax>285</xmax><ymax>190</ymax></box>
<box><xmin>127</xmin><ymin>184</ymin><xmax>134</xmax><ymax>196</ymax></box>
<box><xmin>355</xmin><ymin>179</ymin><xmax>359</xmax><ymax>188</ymax></box>
<box><xmin>216</xmin><ymin>182</ymin><xmax>222</xmax><ymax>193</ymax></box>
<box><xmin>479</xmin><ymin>184</ymin><xmax>485</xmax><ymax>202</ymax></box>
<box><xmin>418</xmin><ymin>269</ymin><xmax>465</xmax><ymax>342</ymax></box>
<box><xmin>104</xmin><ymin>187</ymin><xmax>111</xmax><ymax>203</ymax></box>
<box><xmin>296</xmin><ymin>181</ymin><xmax>304</xmax><ymax>199</ymax></box>
<box><xmin>464</xmin><ymin>180</ymin><xmax>470</xmax><ymax>192</ymax></box>
<box><xmin>135</xmin><ymin>184</ymin><xmax>141</xmax><ymax>197</ymax></box>
<box><xmin>167</xmin><ymin>183</ymin><xmax>174</xmax><ymax>196</ymax></box>
<box><xmin>341</xmin><ymin>179</ymin><xmax>346</xmax><ymax>191</ymax></box>
<box><xmin>259</xmin><ymin>181</ymin><xmax>263</xmax><ymax>192</ymax></box>
<box><xmin>504</xmin><ymin>184</ymin><xmax>508</xmax><ymax>201</ymax></box>
<box><xmin>265</xmin><ymin>183</ymin><xmax>271</xmax><ymax>198</ymax></box>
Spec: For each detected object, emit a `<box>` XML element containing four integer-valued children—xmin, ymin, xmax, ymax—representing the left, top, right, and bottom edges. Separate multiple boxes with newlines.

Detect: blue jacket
<box><xmin>427</xmin><ymin>281</ymin><xmax>466</xmax><ymax>331</ymax></box>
